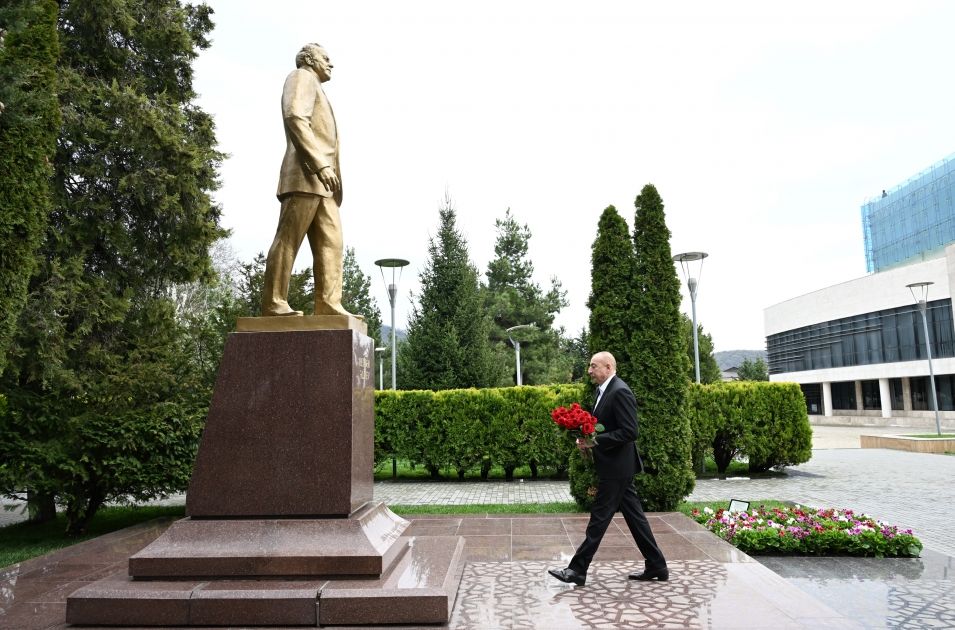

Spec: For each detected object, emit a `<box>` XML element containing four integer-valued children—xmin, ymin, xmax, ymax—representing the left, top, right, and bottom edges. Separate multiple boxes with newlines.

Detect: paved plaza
<box><xmin>3</xmin><ymin>424</ymin><xmax>955</xmax><ymax>627</ymax></box>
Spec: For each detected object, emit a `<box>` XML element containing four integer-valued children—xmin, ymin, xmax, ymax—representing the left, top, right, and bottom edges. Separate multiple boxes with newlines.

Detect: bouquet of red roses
<box><xmin>551</xmin><ymin>403</ymin><xmax>604</xmax><ymax>460</ymax></box>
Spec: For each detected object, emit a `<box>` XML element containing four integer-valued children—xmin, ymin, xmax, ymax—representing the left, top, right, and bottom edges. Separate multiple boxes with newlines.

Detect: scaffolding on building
<box><xmin>862</xmin><ymin>153</ymin><xmax>955</xmax><ymax>273</ymax></box>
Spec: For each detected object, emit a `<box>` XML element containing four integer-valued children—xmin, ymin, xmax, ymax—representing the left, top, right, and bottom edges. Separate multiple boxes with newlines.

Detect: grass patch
<box><xmin>375</xmin><ymin>458</ymin><xmax>784</xmax><ymax>481</ymax></box>
<box><xmin>0</xmin><ymin>505</ymin><xmax>185</xmax><ymax>569</ymax></box>
<box><xmin>374</xmin><ymin>459</ymin><xmax>563</xmax><ymax>482</ymax></box>
<box><xmin>693</xmin><ymin>458</ymin><xmax>788</xmax><ymax>479</ymax></box>
<box><xmin>904</xmin><ymin>433</ymin><xmax>955</xmax><ymax>439</ymax></box>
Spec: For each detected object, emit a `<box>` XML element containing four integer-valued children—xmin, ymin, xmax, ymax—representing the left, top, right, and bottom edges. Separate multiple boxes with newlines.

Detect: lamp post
<box><xmin>375</xmin><ymin>258</ymin><xmax>409</xmax><ymax>390</ymax></box>
<box><xmin>907</xmin><ymin>281</ymin><xmax>942</xmax><ymax>436</ymax></box>
<box><xmin>673</xmin><ymin>252</ymin><xmax>709</xmax><ymax>384</ymax></box>
<box><xmin>374</xmin><ymin>347</ymin><xmax>386</xmax><ymax>390</ymax></box>
<box><xmin>505</xmin><ymin>324</ymin><xmax>536</xmax><ymax>386</ymax></box>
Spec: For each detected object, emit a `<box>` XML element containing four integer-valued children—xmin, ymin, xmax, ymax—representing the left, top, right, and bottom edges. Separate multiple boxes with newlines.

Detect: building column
<box><xmin>879</xmin><ymin>378</ymin><xmax>892</xmax><ymax>418</ymax></box>
<box><xmin>902</xmin><ymin>377</ymin><xmax>913</xmax><ymax>412</ymax></box>
<box><xmin>822</xmin><ymin>382</ymin><xmax>833</xmax><ymax>417</ymax></box>
<box><xmin>854</xmin><ymin>381</ymin><xmax>864</xmax><ymax>412</ymax></box>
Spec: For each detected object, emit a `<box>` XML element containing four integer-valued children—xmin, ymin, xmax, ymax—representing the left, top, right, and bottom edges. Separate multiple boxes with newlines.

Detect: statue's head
<box><xmin>296</xmin><ymin>43</ymin><xmax>333</xmax><ymax>82</ymax></box>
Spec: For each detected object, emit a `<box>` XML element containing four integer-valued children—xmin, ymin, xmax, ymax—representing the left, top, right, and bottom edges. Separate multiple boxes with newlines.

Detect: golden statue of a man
<box><xmin>261</xmin><ymin>43</ymin><xmax>353</xmax><ymax>318</ymax></box>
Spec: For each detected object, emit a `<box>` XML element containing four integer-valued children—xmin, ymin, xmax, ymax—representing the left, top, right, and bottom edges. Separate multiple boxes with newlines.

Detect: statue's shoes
<box><xmin>264</xmin><ymin>308</ymin><xmax>304</xmax><ymax>316</ymax></box>
<box><xmin>314</xmin><ymin>305</ymin><xmax>364</xmax><ymax>320</ymax></box>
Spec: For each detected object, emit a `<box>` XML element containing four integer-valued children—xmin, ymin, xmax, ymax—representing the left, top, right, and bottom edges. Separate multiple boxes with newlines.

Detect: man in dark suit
<box><xmin>548</xmin><ymin>351</ymin><xmax>668</xmax><ymax>586</ymax></box>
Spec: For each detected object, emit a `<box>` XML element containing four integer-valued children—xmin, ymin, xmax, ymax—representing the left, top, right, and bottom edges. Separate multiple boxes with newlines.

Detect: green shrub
<box><xmin>686</xmin><ymin>382</ymin><xmax>812</xmax><ymax>474</ymax></box>
<box><xmin>436</xmin><ymin>389</ymin><xmax>489</xmax><ymax>480</ymax></box>
<box><xmin>741</xmin><ymin>382</ymin><xmax>812</xmax><ymax>472</ymax></box>
<box><xmin>567</xmin><ymin>448</ymin><xmax>599</xmax><ymax>510</ymax></box>
<box><xmin>375</xmin><ymin>384</ymin><xmax>584</xmax><ymax>480</ymax></box>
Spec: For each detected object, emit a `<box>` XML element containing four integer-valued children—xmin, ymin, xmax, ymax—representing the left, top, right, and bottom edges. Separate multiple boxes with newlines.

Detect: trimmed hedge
<box><xmin>685</xmin><ymin>381</ymin><xmax>812</xmax><ymax>474</ymax></box>
<box><xmin>375</xmin><ymin>384</ymin><xmax>585</xmax><ymax>480</ymax></box>
<box><xmin>374</xmin><ymin>381</ymin><xmax>813</xmax><ymax>506</ymax></box>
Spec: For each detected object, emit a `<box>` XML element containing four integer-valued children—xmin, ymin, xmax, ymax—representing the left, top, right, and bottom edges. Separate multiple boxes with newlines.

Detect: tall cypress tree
<box><xmin>0</xmin><ymin>0</ymin><xmax>60</xmax><ymax>375</ymax></box>
<box><xmin>0</xmin><ymin>0</ymin><xmax>225</xmax><ymax>534</ymax></box>
<box><xmin>400</xmin><ymin>196</ymin><xmax>504</xmax><ymax>390</ymax></box>
<box><xmin>631</xmin><ymin>184</ymin><xmax>694</xmax><ymax>510</ymax></box>
<box><xmin>587</xmin><ymin>206</ymin><xmax>636</xmax><ymax>379</ymax></box>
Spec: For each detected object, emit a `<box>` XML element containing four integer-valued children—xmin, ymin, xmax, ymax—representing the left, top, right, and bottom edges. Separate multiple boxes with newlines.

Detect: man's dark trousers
<box><xmin>567</xmin><ymin>477</ymin><xmax>666</xmax><ymax>575</ymax></box>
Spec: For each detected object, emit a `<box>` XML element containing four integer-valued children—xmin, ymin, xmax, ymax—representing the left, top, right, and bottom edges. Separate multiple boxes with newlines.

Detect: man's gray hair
<box><xmin>295</xmin><ymin>43</ymin><xmax>324</xmax><ymax>68</ymax></box>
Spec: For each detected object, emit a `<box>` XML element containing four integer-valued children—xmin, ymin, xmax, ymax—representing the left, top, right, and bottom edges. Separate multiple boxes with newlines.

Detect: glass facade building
<box><xmin>862</xmin><ymin>153</ymin><xmax>955</xmax><ymax>273</ymax></box>
<box><xmin>767</xmin><ymin>299</ymin><xmax>955</xmax><ymax>375</ymax></box>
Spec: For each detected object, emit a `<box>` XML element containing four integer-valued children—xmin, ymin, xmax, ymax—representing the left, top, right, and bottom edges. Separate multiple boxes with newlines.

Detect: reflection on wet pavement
<box><xmin>2</xmin><ymin>513</ymin><xmax>955</xmax><ymax>628</ymax></box>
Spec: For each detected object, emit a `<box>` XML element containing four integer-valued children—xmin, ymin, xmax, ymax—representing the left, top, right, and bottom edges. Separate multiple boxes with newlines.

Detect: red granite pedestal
<box><xmin>66</xmin><ymin>325</ymin><xmax>464</xmax><ymax>627</ymax></box>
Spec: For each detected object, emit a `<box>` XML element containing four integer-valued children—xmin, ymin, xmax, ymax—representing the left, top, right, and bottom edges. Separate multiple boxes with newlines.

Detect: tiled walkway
<box><xmin>3</xmin><ymin>512</ymin><xmax>856</xmax><ymax>629</ymax></box>
<box><xmin>4</xmin><ymin>511</ymin><xmax>954</xmax><ymax>629</ymax></box>
<box><xmin>4</xmin><ymin>425</ymin><xmax>955</xmax><ymax>627</ymax></box>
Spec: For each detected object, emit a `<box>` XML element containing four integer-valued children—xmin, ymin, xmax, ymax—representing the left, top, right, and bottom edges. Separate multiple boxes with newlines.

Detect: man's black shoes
<box><xmin>548</xmin><ymin>568</ymin><xmax>586</xmax><ymax>586</ymax></box>
<box><xmin>628</xmin><ymin>567</ymin><xmax>669</xmax><ymax>581</ymax></box>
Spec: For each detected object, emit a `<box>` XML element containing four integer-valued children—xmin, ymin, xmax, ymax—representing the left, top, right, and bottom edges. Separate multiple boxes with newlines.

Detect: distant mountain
<box><xmin>379</xmin><ymin>325</ymin><xmax>407</xmax><ymax>346</ymax></box>
<box><xmin>714</xmin><ymin>349</ymin><xmax>767</xmax><ymax>371</ymax></box>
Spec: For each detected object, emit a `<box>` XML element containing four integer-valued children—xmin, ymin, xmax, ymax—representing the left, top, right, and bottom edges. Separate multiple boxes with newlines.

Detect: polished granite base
<box><xmin>65</xmin><ymin>536</ymin><xmax>464</xmax><ymax>626</ymax></box>
<box><xmin>129</xmin><ymin>503</ymin><xmax>409</xmax><ymax>578</ymax></box>
<box><xmin>5</xmin><ymin>512</ymin><xmax>955</xmax><ymax>628</ymax></box>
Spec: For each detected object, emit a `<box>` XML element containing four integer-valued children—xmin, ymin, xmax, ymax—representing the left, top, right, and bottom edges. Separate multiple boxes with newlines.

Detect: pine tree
<box><xmin>737</xmin><ymin>357</ymin><xmax>769</xmax><ymax>381</ymax></box>
<box><xmin>400</xmin><ymin>196</ymin><xmax>504</xmax><ymax>390</ymax></box>
<box><xmin>485</xmin><ymin>209</ymin><xmax>569</xmax><ymax>385</ymax></box>
<box><xmin>0</xmin><ymin>0</ymin><xmax>225</xmax><ymax>535</ymax></box>
<box><xmin>587</xmin><ymin>206</ymin><xmax>636</xmax><ymax>379</ymax></box>
<box><xmin>630</xmin><ymin>184</ymin><xmax>694</xmax><ymax>510</ymax></box>
<box><xmin>342</xmin><ymin>246</ymin><xmax>382</xmax><ymax>346</ymax></box>
<box><xmin>0</xmin><ymin>0</ymin><xmax>60</xmax><ymax>375</ymax></box>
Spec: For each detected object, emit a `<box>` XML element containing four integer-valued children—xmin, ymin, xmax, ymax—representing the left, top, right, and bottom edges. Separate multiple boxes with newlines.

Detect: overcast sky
<box><xmin>192</xmin><ymin>0</ymin><xmax>955</xmax><ymax>351</ymax></box>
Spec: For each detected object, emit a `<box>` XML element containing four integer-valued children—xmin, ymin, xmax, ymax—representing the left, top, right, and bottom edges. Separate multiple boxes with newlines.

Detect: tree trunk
<box><xmin>504</xmin><ymin>465</ymin><xmax>515</xmax><ymax>482</ymax></box>
<box><xmin>529</xmin><ymin>460</ymin><xmax>538</xmax><ymax>479</ymax></box>
<box><xmin>27</xmin><ymin>491</ymin><xmax>57</xmax><ymax>524</ymax></box>
<box><xmin>713</xmin><ymin>433</ymin><xmax>736</xmax><ymax>475</ymax></box>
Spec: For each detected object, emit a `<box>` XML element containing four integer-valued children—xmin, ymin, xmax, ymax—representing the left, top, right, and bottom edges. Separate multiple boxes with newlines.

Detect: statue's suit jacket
<box><xmin>592</xmin><ymin>375</ymin><xmax>644</xmax><ymax>480</ymax></box>
<box><xmin>276</xmin><ymin>67</ymin><xmax>342</xmax><ymax>205</ymax></box>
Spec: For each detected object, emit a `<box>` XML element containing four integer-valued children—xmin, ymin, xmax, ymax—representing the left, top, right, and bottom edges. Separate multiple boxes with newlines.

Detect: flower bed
<box><xmin>691</xmin><ymin>505</ymin><xmax>922</xmax><ymax>557</ymax></box>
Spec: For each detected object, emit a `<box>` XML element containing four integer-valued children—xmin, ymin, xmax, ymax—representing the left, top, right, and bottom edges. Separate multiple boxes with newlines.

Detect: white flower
<box><xmin>703</xmin><ymin>507</ymin><xmax>714</xmax><ymax>515</ymax></box>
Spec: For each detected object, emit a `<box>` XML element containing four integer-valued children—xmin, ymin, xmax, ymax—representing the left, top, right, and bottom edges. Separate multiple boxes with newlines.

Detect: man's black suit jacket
<box><xmin>592</xmin><ymin>375</ymin><xmax>644</xmax><ymax>480</ymax></box>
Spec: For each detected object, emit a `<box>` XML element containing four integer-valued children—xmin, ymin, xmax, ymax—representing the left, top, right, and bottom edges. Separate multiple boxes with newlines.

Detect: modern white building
<box><xmin>765</xmin><ymin>154</ymin><xmax>955</xmax><ymax>426</ymax></box>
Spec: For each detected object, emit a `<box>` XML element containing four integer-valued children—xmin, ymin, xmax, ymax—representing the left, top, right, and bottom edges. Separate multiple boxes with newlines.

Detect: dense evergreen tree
<box><xmin>0</xmin><ymin>0</ymin><xmax>225</xmax><ymax>535</ymax></box>
<box><xmin>0</xmin><ymin>0</ymin><xmax>60</xmax><ymax>375</ymax></box>
<box><xmin>587</xmin><ymin>206</ymin><xmax>636</xmax><ymax>382</ymax></box>
<box><xmin>342</xmin><ymin>247</ymin><xmax>382</xmax><ymax>346</ymax></box>
<box><xmin>630</xmin><ymin>184</ymin><xmax>694</xmax><ymax>510</ymax></box>
<box><xmin>399</xmin><ymin>196</ymin><xmax>504</xmax><ymax>390</ymax></box>
<box><xmin>681</xmin><ymin>314</ymin><xmax>721</xmax><ymax>384</ymax></box>
<box><xmin>235</xmin><ymin>253</ymin><xmax>314</xmax><ymax>317</ymax></box>
<box><xmin>485</xmin><ymin>209</ymin><xmax>570</xmax><ymax>385</ymax></box>
<box><xmin>737</xmin><ymin>357</ymin><xmax>769</xmax><ymax>381</ymax></box>
<box><xmin>563</xmin><ymin>327</ymin><xmax>591</xmax><ymax>383</ymax></box>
